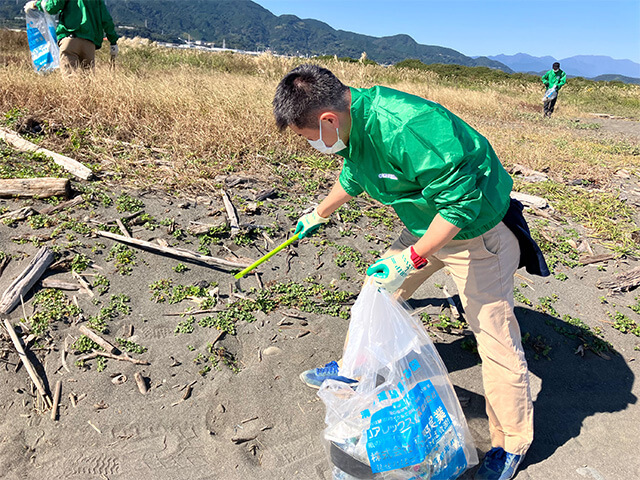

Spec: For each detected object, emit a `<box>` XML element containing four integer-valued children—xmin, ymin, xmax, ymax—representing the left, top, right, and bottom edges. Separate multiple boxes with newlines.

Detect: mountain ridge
<box><xmin>487</xmin><ymin>53</ymin><xmax>640</xmax><ymax>79</ymax></box>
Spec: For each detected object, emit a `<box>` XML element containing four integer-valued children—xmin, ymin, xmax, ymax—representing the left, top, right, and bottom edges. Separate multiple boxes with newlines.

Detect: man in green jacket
<box><xmin>24</xmin><ymin>0</ymin><xmax>119</xmax><ymax>74</ymax></box>
<box><xmin>274</xmin><ymin>64</ymin><xmax>546</xmax><ymax>480</ymax></box>
<box><xmin>541</xmin><ymin>62</ymin><xmax>567</xmax><ymax>117</ymax></box>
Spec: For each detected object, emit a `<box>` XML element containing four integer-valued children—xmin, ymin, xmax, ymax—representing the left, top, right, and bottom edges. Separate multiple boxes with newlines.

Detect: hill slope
<box><xmin>0</xmin><ymin>0</ymin><xmax>511</xmax><ymax>70</ymax></box>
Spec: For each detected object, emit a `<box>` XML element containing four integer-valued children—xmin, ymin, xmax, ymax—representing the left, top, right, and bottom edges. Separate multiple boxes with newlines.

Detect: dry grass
<box><xmin>1</xmin><ymin>30</ymin><xmax>639</xmax><ymax>195</ymax></box>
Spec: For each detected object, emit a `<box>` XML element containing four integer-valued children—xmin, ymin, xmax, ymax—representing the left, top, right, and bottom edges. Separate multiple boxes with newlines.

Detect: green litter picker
<box><xmin>233</xmin><ymin>233</ymin><xmax>300</xmax><ymax>280</ymax></box>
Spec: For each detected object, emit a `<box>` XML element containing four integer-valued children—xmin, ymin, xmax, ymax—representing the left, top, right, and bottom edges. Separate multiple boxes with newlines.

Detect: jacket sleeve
<box><xmin>390</xmin><ymin>111</ymin><xmax>484</xmax><ymax>230</ymax></box>
<box><xmin>100</xmin><ymin>0</ymin><xmax>119</xmax><ymax>45</ymax></box>
<box><xmin>39</xmin><ymin>0</ymin><xmax>67</xmax><ymax>15</ymax></box>
<box><xmin>556</xmin><ymin>72</ymin><xmax>567</xmax><ymax>88</ymax></box>
<box><xmin>541</xmin><ymin>71</ymin><xmax>550</xmax><ymax>85</ymax></box>
<box><xmin>338</xmin><ymin>160</ymin><xmax>364</xmax><ymax>197</ymax></box>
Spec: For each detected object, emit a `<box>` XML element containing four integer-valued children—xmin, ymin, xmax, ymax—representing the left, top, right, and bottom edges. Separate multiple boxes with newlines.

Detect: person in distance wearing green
<box><xmin>24</xmin><ymin>0</ymin><xmax>119</xmax><ymax>75</ymax></box>
<box><xmin>541</xmin><ymin>62</ymin><xmax>567</xmax><ymax>117</ymax></box>
<box><xmin>274</xmin><ymin>64</ymin><xmax>549</xmax><ymax>480</ymax></box>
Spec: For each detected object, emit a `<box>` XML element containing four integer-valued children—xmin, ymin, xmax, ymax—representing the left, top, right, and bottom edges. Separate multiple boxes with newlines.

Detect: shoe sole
<box><xmin>299</xmin><ymin>372</ymin><xmax>322</xmax><ymax>389</ymax></box>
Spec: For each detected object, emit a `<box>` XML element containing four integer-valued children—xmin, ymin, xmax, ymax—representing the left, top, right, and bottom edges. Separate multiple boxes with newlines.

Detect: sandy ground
<box><xmin>1</xmin><ymin>128</ymin><xmax>640</xmax><ymax>480</ymax></box>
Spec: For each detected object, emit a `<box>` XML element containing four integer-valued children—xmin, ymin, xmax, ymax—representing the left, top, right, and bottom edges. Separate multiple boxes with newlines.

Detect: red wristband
<box><xmin>410</xmin><ymin>246</ymin><xmax>428</xmax><ymax>269</ymax></box>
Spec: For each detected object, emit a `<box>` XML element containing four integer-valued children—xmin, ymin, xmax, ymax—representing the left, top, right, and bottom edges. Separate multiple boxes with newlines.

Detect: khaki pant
<box><xmin>59</xmin><ymin>37</ymin><xmax>96</xmax><ymax>74</ymax></box>
<box><xmin>375</xmin><ymin>222</ymin><xmax>533</xmax><ymax>455</ymax></box>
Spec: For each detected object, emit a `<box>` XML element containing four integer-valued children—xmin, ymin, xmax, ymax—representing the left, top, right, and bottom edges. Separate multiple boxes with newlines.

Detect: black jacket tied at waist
<box><xmin>502</xmin><ymin>198</ymin><xmax>550</xmax><ymax>277</ymax></box>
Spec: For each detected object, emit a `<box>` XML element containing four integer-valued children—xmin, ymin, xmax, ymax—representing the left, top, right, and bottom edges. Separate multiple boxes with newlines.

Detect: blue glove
<box><xmin>295</xmin><ymin>208</ymin><xmax>330</xmax><ymax>239</ymax></box>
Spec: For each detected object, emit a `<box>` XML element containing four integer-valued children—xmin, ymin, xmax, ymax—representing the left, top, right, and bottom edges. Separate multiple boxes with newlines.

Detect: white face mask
<box><xmin>308</xmin><ymin>119</ymin><xmax>347</xmax><ymax>154</ymax></box>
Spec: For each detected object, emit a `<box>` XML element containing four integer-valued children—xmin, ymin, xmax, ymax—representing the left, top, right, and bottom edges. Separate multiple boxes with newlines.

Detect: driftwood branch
<box><xmin>41</xmin><ymin>278</ymin><xmax>80</xmax><ymax>291</ymax></box>
<box><xmin>0</xmin><ymin>127</ymin><xmax>93</xmax><ymax>180</ymax></box>
<box><xmin>2</xmin><ymin>318</ymin><xmax>52</xmax><ymax>407</ymax></box>
<box><xmin>0</xmin><ymin>178</ymin><xmax>70</xmax><ymax>199</ymax></box>
<box><xmin>0</xmin><ymin>254</ymin><xmax>10</xmax><ymax>279</ymax></box>
<box><xmin>220</xmin><ymin>189</ymin><xmax>240</xmax><ymax>236</ymax></box>
<box><xmin>95</xmin><ymin>230</ymin><xmax>252</xmax><ymax>269</ymax></box>
<box><xmin>0</xmin><ymin>246</ymin><xmax>54</xmax><ymax>315</ymax></box>
<box><xmin>596</xmin><ymin>266</ymin><xmax>640</xmax><ymax>292</ymax></box>
<box><xmin>0</xmin><ymin>206</ymin><xmax>35</xmax><ymax>221</ymax></box>
<box><xmin>40</xmin><ymin>195</ymin><xmax>85</xmax><ymax>215</ymax></box>
<box><xmin>580</xmin><ymin>253</ymin><xmax>615</xmax><ymax>266</ymax></box>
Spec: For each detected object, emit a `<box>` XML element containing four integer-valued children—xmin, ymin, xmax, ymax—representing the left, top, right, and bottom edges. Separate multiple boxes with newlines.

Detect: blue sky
<box><xmin>253</xmin><ymin>0</ymin><xmax>640</xmax><ymax>63</ymax></box>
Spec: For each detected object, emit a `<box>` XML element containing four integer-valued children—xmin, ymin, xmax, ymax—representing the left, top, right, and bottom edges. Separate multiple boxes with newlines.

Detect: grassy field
<box><xmin>1</xmin><ymin>30</ymin><xmax>640</xmax><ymax>247</ymax></box>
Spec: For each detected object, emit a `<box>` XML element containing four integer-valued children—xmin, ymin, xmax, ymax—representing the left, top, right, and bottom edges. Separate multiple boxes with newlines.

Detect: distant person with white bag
<box><xmin>274</xmin><ymin>64</ymin><xmax>549</xmax><ymax>480</ymax></box>
<box><xmin>541</xmin><ymin>62</ymin><xmax>567</xmax><ymax>117</ymax></box>
<box><xmin>24</xmin><ymin>0</ymin><xmax>119</xmax><ymax>74</ymax></box>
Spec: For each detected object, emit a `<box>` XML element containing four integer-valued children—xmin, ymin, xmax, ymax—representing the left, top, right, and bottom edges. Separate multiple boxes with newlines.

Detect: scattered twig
<box><xmin>163</xmin><ymin>308</ymin><xmax>223</xmax><ymax>316</ymax></box>
<box><xmin>254</xmin><ymin>271</ymin><xmax>263</xmax><ymax>289</ymax></box>
<box><xmin>61</xmin><ymin>338</ymin><xmax>70</xmax><ymax>373</ymax></box>
<box><xmin>77</xmin><ymin>350</ymin><xmax>149</xmax><ymax>365</ymax></box>
<box><xmin>78</xmin><ymin>325</ymin><xmax>117</xmax><ymax>354</ymax></box>
<box><xmin>87</xmin><ymin>420</ymin><xmax>101</xmax><ymax>434</ymax></box>
<box><xmin>442</xmin><ymin>286</ymin><xmax>461</xmax><ymax>320</ymax></box>
<box><xmin>115</xmin><ymin>218</ymin><xmax>131</xmax><ymax>238</ymax></box>
<box><xmin>72</xmin><ymin>271</ymin><xmax>94</xmax><ymax>297</ymax></box>
<box><xmin>211</xmin><ymin>330</ymin><xmax>225</xmax><ymax>347</ymax></box>
<box><xmin>50</xmin><ymin>380</ymin><xmax>62</xmax><ymax>421</ymax></box>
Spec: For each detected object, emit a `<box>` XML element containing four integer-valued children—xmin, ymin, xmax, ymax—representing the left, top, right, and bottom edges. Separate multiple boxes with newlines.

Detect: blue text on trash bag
<box><xmin>26</xmin><ymin>12</ymin><xmax>59</xmax><ymax>72</ymax></box>
<box><xmin>364</xmin><ymin>370</ymin><xmax>467</xmax><ymax>476</ymax></box>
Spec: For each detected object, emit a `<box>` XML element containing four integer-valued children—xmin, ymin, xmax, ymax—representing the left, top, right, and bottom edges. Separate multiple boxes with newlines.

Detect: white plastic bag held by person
<box><xmin>319</xmin><ymin>284</ymin><xmax>478</xmax><ymax>479</ymax></box>
<box><xmin>25</xmin><ymin>5</ymin><xmax>60</xmax><ymax>73</ymax></box>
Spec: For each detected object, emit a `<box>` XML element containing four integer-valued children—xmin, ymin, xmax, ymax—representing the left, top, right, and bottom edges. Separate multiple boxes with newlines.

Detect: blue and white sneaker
<box><xmin>475</xmin><ymin>447</ymin><xmax>524</xmax><ymax>480</ymax></box>
<box><xmin>299</xmin><ymin>361</ymin><xmax>358</xmax><ymax>389</ymax></box>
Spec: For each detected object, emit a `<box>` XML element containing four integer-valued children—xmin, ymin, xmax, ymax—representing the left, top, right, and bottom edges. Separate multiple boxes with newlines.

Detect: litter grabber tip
<box><xmin>233</xmin><ymin>233</ymin><xmax>300</xmax><ymax>280</ymax></box>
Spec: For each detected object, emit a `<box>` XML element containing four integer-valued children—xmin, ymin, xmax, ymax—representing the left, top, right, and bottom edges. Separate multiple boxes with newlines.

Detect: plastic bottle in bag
<box><xmin>26</xmin><ymin>7</ymin><xmax>60</xmax><ymax>73</ymax></box>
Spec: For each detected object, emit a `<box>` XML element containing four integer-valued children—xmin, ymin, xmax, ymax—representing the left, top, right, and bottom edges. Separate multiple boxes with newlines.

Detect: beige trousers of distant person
<box><xmin>59</xmin><ymin>37</ymin><xmax>96</xmax><ymax>74</ymax></box>
<box><xmin>372</xmin><ymin>221</ymin><xmax>534</xmax><ymax>455</ymax></box>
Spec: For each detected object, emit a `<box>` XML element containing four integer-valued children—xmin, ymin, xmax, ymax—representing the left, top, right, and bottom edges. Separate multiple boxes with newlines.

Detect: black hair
<box><xmin>273</xmin><ymin>64</ymin><xmax>349</xmax><ymax>132</ymax></box>
<box><xmin>553</xmin><ymin>62</ymin><xmax>560</xmax><ymax>69</ymax></box>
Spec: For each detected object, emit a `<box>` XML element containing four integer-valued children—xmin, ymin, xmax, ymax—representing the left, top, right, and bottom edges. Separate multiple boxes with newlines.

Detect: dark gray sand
<box><xmin>1</xmin><ymin>166</ymin><xmax>639</xmax><ymax>480</ymax></box>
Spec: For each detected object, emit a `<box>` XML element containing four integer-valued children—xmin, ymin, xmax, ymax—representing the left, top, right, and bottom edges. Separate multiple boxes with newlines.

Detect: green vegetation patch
<box><xmin>517</xmin><ymin>181</ymin><xmax>638</xmax><ymax>250</ymax></box>
<box><xmin>0</xmin><ymin>144</ymin><xmax>66</xmax><ymax>179</ymax></box>
<box><xmin>106</xmin><ymin>244</ymin><xmax>136</xmax><ymax>275</ymax></box>
<box><xmin>115</xmin><ymin>192</ymin><xmax>145</xmax><ymax>213</ymax></box>
<box><xmin>421</xmin><ymin>312</ymin><xmax>468</xmax><ymax>333</ymax></box>
<box><xmin>87</xmin><ymin>294</ymin><xmax>131</xmax><ymax>333</ymax></box>
<box><xmin>149</xmin><ymin>279</ymin><xmax>216</xmax><ymax>306</ymax></box>
<box><xmin>115</xmin><ymin>337</ymin><xmax>148</xmax><ymax>354</ymax></box>
<box><xmin>24</xmin><ymin>289</ymin><xmax>81</xmax><ymax>336</ymax></box>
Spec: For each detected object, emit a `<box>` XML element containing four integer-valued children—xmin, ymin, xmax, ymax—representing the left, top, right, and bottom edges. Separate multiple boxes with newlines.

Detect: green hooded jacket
<box><xmin>338</xmin><ymin>86</ymin><xmax>513</xmax><ymax>240</ymax></box>
<box><xmin>541</xmin><ymin>69</ymin><xmax>567</xmax><ymax>91</ymax></box>
<box><xmin>38</xmin><ymin>0</ymin><xmax>118</xmax><ymax>48</ymax></box>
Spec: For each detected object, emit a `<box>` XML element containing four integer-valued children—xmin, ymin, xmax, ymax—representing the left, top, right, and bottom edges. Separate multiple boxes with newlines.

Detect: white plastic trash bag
<box><xmin>318</xmin><ymin>284</ymin><xmax>478</xmax><ymax>480</ymax></box>
<box><xmin>543</xmin><ymin>87</ymin><xmax>557</xmax><ymax>101</ymax></box>
<box><xmin>26</xmin><ymin>7</ymin><xmax>60</xmax><ymax>73</ymax></box>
